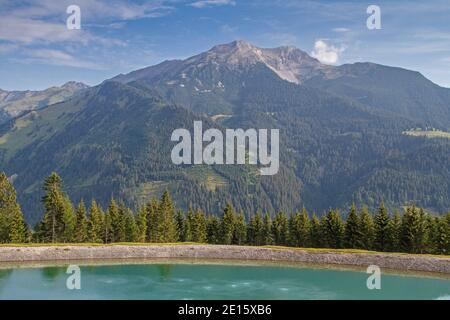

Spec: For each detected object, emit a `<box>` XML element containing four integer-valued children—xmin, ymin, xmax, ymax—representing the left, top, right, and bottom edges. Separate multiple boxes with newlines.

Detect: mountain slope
<box><xmin>0</xmin><ymin>80</ymin><xmax>302</xmax><ymax>224</ymax></box>
<box><xmin>304</xmin><ymin>62</ymin><xmax>450</xmax><ymax>128</ymax></box>
<box><xmin>1</xmin><ymin>41</ymin><xmax>450</xmax><ymax>224</ymax></box>
<box><xmin>0</xmin><ymin>81</ymin><xmax>89</xmax><ymax>124</ymax></box>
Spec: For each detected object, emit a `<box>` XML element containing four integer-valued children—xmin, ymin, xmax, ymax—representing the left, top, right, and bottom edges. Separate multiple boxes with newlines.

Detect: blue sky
<box><xmin>1</xmin><ymin>0</ymin><xmax>450</xmax><ymax>90</ymax></box>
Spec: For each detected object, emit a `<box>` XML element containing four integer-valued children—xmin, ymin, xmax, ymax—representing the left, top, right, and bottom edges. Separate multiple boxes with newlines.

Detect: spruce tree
<box><xmin>319</xmin><ymin>215</ymin><xmax>328</xmax><ymax>247</ymax></box>
<box><xmin>432</xmin><ymin>216</ymin><xmax>448</xmax><ymax>255</ymax></box>
<box><xmin>233</xmin><ymin>213</ymin><xmax>247</xmax><ymax>245</ymax></box>
<box><xmin>103</xmin><ymin>206</ymin><xmax>113</xmax><ymax>244</ymax></box>
<box><xmin>124</xmin><ymin>208</ymin><xmax>138</xmax><ymax>242</ymax></box>
<box><xmin>146</xmin><ymin>199</ymin><xmax>159</xmax><ymax>242</ymax></box>
<box><xmin>40</xmin><ymin>172</ymin><xmax>74</xmax><ymax>243</ymax></box>
<box><xmin>61</xmin><ymin>197</ymin><xmax>76</xmax><ymax>243</ymax></box>
<box><xmin>88</xmin><ymin>200</ymin><xmax>104</xmax><ymax>243</ymax></box>
<box><xmin>272</xmin><ymin>211</ymin><xmax>289</xmax><ymax>246</ymax></box>
<box><xmin>136</xmin><ymin>206</ymin><xmax>148</xmax><ymax>242</ymax></box>
<box><xmin>74</xmin><ymin>200</ymin><xmax>88</xmax><ymax>243</ymax></box>
<box><xmin>116</xmin><ymin>202</ymin><xmax>128</xmax><ymax>242</ymax></box>
<box><xmin>9</xmin><ymin>205</ymin><xmax>27</xmax><ymax>243</ymax></box>
<box><xmin>157</xmin><ymin>191</ymin><xmax>177</xmax><ymax>242</ymax></box>
<box><xmin>400</xmin><ymin>206</ymin><xmax>428</xmax><ymax>253</ymax></box>
<box><xmin>193</xmin><ymin>210</ymin><xmax>207</xmax><ymax>243</ymax></box>
<box><xmin>184</xmin><ymin>206</ymin><xmax>194</xmax><ymax>242</ymax></box>
<box><xmin>288</xmin><ymin>212</ymin><xmax>299</xmax><ymax>247</ymax></box>
<box><xmin>206</xmin><ymin>215</ymin><xmax>221</xmax><ymax>244</ymax></box>
<box><xmin>387</xmin><ymin>210</ymin><xmax>402</xmax><ymax>251</ymax></box>
<box><xmin>221</xmin><ymin>203</ymin><xmax>235</xmax><ymax>245</ymax></box>
<box><xmin>107</xmin><ymin>199</ymin><xmax>120</xmax><ymax>242</ymax></box>
<box><xmin>373</xmin><ymin>201</ymin><xmax>391</xmax><ymax>252</ymax></box>
<box><xmin>446</xmin><ymin>213</ymin><xmax>450</xmax><ymax>254</ymax></box>
<box><xmin>323</xmin><ymin>209</ymin><xmax>344</xmax><ymax>249</ymax></box>
<box><xmin>262</xmin><ymin>213</ymin><xmax>273</xmax><ymax>245</ymax></box>
<box><xmin>358</xmin><ymin>206</ymin><xmax>375</xmax><ymax>250</ymax></box>
<box><xmin>0</xmin><ymin>172</ymin><xmax>27</xmax><ymax>243</ymax></box>
<box><xmin>247</xmin><ymin>213</ymin><xmax>263</xmax><ymax>245</ymax></box>
<box><xmin>344</xmin><ymin>204</ymin><xmax>361</xmax><ymax>249</ymax></box>
<box><xmin>309</xmin><ymin>213</ymin><xmax>322</xmax><ymax>248</ymax></box>
<box><xmin>175</xmin><ymin>210</ymin><xmax>185</xmax><ymax>242</ymax></box>
<box><xmin>289</xmin><ymin>208</ymin><xmax>310</xmax><ymax>247</ymax></box>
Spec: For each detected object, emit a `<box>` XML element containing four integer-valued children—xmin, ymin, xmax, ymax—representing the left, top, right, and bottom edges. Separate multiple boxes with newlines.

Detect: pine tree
<box><xmin>74</xmin><ymin>200</ymin><xmax>88</xmax><ymax>243</ymax></box>
<box><xmin>323</xmin><ymin>209</ymin><xmax>344</xmax><ymax>249</ymax></box>
<box><xmin>446</xmin><ymin>213</ymin><xmax>450</xmax><ymax>254</ymax></box>
<box><xmin>387</xmin><ymin>209</ymin><xmax>402</xmax><ymax>251</ymax></box>
<box><xmin>136</xmin><ymin>206</ymin><xmax>148</xmax><ymax>242</ymax></box>
<box><xmin>262</xmin><ymin>213</ymin><xmax>273</xmax><ymax>245</ymax></box>
<box><xmin>124</xmin><ymin>208</ymin><xmax>138</xmax><ymax>242</ymax></box>
<box><xmin>103</xmin><ymin>206</ymin><xmax>113</xmax><ymax>244</ymax></box>
<box><xmin>319</xmin><ymin>215</ymin><xmax>328</xmax><ymax>247</ymax></box>
<box><xmin>88</xmin><ymin>200</ymin><xmax>104</xmax><ymax>243</ymax></box>
<box><xmin>157</xmin><ymin>191</ymin><xmax>177</xmax><ymax>242</ymax></box>
<box><xmin>61</xmin><ymin>196</ymin><xmax>76</xmax><ymax>243</ymax></box>
<box><xmin>184</xmin><ymin>206</ymin><xmax>194</xmax><ymax>242</ymax></box>
<box><xmin>40</xmin><ymin>172</ymin><xmax>74</xmax><ymax>243</ymax></box>
<box><xmin>233</xmin><ymin>213</ymin><xmax>247</xmax><ymax>245</ymax></box>
<box><xmin>309</xmin><ymin>213</ymin><xmax>322</xmax><ymax>248</ymax></box>
<box><xmin>344</xmin><ymin>204</ymin><xmax>361</xmax><ymax>249</ymax></box>
<box><xmin>193</xmin><ymin>210</ymin><xmax>207</xmax><ymax>243</ymax></box>
<box><xmin>221</xmin><ymin>203</ymin><xmax>235</xmax><ymax>245</ymax></box>
<box><xmin>175</xmin><ymin>210</ymin><xmax>185</xmax><ymax>242</ymax></box>
<box><xmin>289</xmin><ymin>208</ymin><xmax>310</xmax><ymax>247</ymax></box>
<box><xmin>116</xmin><ymin>202</ymin><xmax>128</xmax><ymax>242</ymax></box>
<box><xmin>247</xmin><ymin>213</ymin><xmax>263</xmax><ymax>245</ymax></box>
<box><xmin>0</xmin><ymin>172</ymin><xmax>27</xmax><ymax>243</ymax></box>
<box><xmin>9</xmin><ymin>205</ymin><xmax>27</xmax><ymax>243</ymax></box>
<box><xmin>373</xmin><ymin>201</ymin><xmax>391</xmax><ymax>252</ymax></box>
<box><xmin>432</xmin><ymin>216</ymin><xmax>448</xmax><ymax>255</ymax></box>
<box><xmin>272</xmin><ymin>211</ymin><xmax>289</xmax><ymax>246</ymax></box>
<box><xmin>358</xmin><ymin>206</ymin><xmax>374</xmax><ymax>250</ymax></box>
<box><xmin>206</xmin><ymin>215</ymin><xmax>221</xmax><ymax>244</ymax></box>
<box><xmin>146</xmin><ymin>199</ymin><xmax>159</xmax><ymax>242</ymax></box>
<box><xmin>107</xmin><ymin>199</ymin><xmax>120</xmax><ymax>242</ymax></box>
<box><xmin>400</xmin><ymin>206</ymin><xmax>428</xmax><ymax>253</ymax></box>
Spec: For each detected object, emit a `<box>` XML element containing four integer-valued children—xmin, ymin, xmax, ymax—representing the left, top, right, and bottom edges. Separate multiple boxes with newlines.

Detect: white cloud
<box><xmin>0</xmin><ymin>17</ymin><xmax>86</xmax><ymax>44</ymax></box>
<box><xmin>190</xmin><ymin>0</ymin><xmax>236</xmax><ymax>9</ymax></box>
<box><xmin>22</xmin><ymin>49</ymin><xmax>103</xmax><ymax>69</ymax></box>
<box><xmin>311</xmin><ymin>39</ymin><xmax>344</xmax><ymax>64</ymax></box>
<box><xmin>3</xmin><ymin>0</ymin><xmax>173</xmax><ymax>22</ymax></box>
<box><xmin>332</xmin><ymin>27</ymin><xmax>350</xmax><ymax>33</ymax></box>
<box><xmin>220</xmin><ymin>24</ymin><xmax>238</xmax><ymax>33</ymax></box>
<box><xmin>0</xmin><ymin>0</ymin><xmax>172</xmax><ymax>45</ymax></box>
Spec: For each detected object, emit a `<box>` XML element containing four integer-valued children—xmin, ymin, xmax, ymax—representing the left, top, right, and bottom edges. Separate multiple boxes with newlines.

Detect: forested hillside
<box><xmin>0</xmin><ymin>172</ymin><xmax>449</xmax><ymax>256</ymax></box>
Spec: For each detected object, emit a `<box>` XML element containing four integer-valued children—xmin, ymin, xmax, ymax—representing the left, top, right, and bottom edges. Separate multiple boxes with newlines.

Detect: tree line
<box><xmin>0</xmin><ymin>172</ymin><xmax>449</xmax><ymax>255</ymax></box>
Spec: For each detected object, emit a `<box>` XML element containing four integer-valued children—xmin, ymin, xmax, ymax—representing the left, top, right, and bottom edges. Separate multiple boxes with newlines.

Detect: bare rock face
<box><xmin>186</xmin><ymin>40</ymin><xmax>328</xmax><ymax>84</ymax></box>
<box><xmin>113</xmin><ymin>40</ymin><xmax>332</xmax><ymax>86</ymax></box>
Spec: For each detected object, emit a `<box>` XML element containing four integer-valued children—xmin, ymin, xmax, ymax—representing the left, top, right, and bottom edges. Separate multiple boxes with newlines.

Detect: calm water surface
<box><xmin>0</xmin><ymin>262</ymin><xmax>449</xmax><ymax>300</ymax></box>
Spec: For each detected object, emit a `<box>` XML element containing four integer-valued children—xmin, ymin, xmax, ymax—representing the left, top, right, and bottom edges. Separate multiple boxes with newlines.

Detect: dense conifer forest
<box><xmin>0</xmin><ymin>171</ymin><xmax>449</xmax><ymax>255</ymax></box>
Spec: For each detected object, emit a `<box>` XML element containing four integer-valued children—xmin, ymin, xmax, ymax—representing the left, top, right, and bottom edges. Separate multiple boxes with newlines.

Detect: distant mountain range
<box><xmin>0</xmin><ymin>81</ymin><xmax>88</xmax><ymax>124</ymax></box>
<box><xmin>1</xmin><ymin>40</ymin><xmax>449</xmax><ymax>224</ymax></box>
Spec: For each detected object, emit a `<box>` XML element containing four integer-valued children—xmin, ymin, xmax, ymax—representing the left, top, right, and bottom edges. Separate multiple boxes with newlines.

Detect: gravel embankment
<box><xmin>0</xmin><ymin>244</ymin><xmax>449</xmax><ymax>274</ymax></box>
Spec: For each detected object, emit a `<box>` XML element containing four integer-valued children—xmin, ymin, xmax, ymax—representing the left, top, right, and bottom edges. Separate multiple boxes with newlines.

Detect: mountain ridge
<box><xmin>1</xmin><ymin>40</ymin><xmax>450</xmax><ymax>224</ymax></box>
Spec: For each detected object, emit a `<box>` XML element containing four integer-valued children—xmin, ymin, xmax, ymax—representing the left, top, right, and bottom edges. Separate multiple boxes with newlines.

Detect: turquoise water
<box><xmin>0</xmin><ymin>262</ymin><xmax>449</xmax><ymax>300</ymax></box>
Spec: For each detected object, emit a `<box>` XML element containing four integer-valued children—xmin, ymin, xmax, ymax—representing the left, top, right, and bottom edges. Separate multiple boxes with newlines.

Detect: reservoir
<box><xmin>0</xmin><ymin>260</ymin><xmax>449</xmax><ymax>299</ymax></box>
